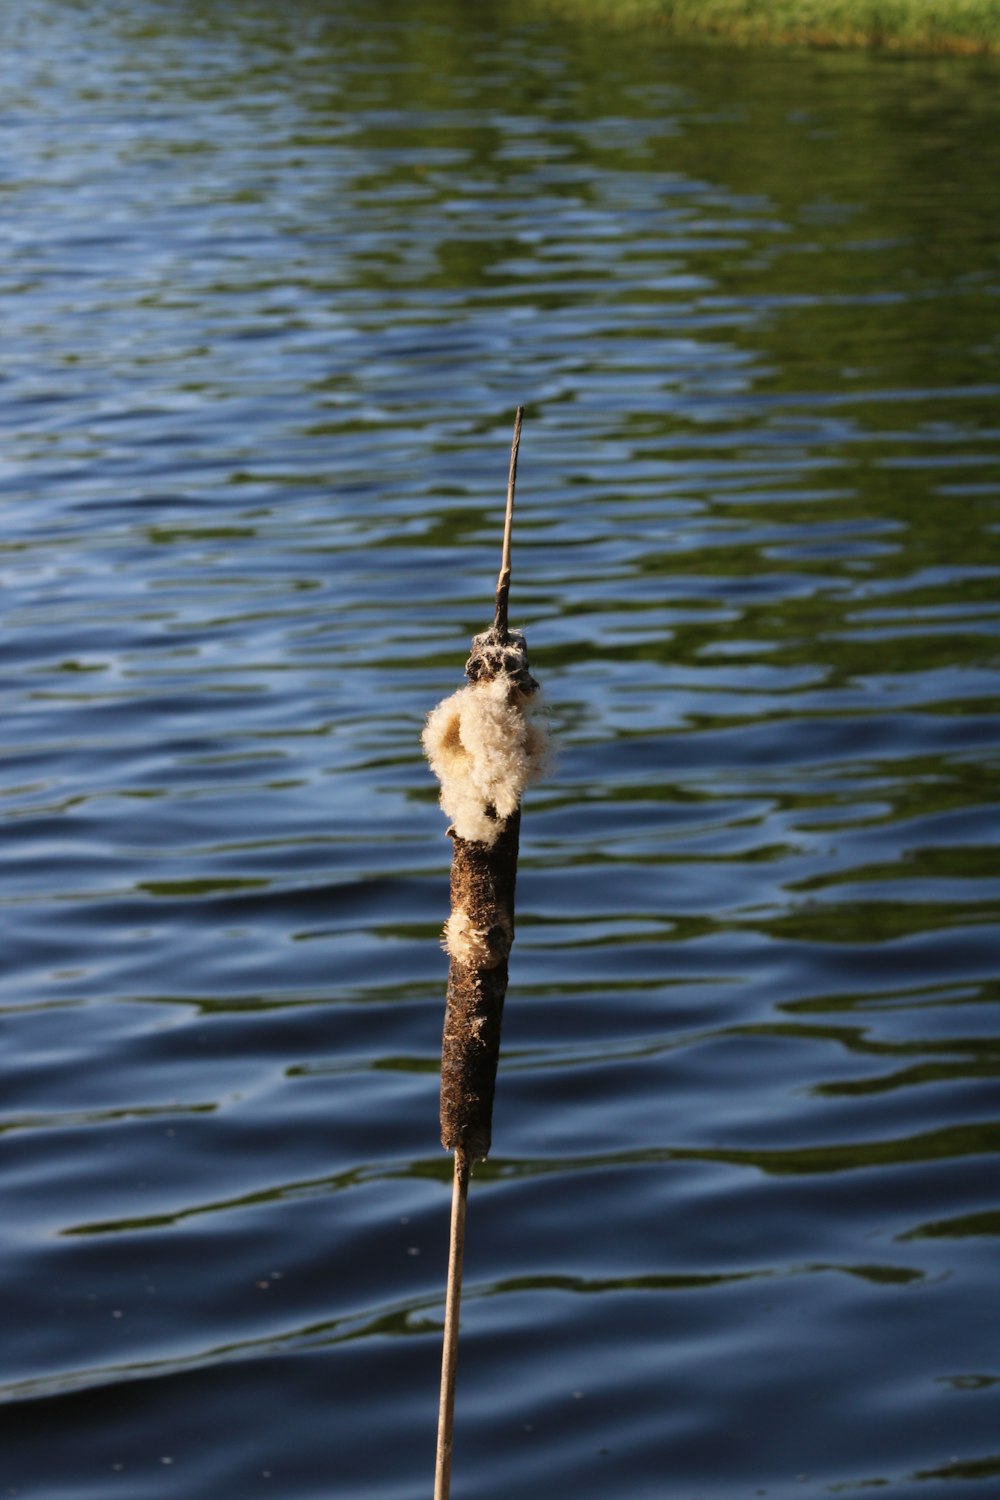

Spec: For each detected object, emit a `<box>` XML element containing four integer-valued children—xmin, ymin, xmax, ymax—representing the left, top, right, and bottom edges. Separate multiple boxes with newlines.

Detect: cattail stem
<box><xmin>433</xmin><ymin>1149</ymin><xmax>470</xmax><ymax>1500</ymax></box>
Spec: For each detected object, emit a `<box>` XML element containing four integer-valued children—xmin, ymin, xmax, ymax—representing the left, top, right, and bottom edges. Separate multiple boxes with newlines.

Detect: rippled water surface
<box><xmin>3</xmin><ymin>3</ymin><xmax>1000</xmax><ymax>1496</ymax></box>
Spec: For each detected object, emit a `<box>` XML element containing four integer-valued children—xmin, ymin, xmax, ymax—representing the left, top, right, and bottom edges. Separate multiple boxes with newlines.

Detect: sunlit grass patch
<box><xmin>525</xmin><ymin>0</ymin><xmax>1000</xmax><ymax>55</ymax></box>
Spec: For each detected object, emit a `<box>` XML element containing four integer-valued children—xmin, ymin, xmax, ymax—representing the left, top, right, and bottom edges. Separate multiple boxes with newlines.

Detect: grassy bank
<box><xmin>526</xmin><ymin>0</ymin><xmax>1000</xmax><ymax>55</ymax></box>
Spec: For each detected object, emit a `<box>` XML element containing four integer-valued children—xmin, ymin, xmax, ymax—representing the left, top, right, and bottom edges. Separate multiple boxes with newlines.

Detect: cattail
<box><xmin>423</xmin><ymin>408</ymin><xmax>549</xmax><ymax>1499</ymax></box>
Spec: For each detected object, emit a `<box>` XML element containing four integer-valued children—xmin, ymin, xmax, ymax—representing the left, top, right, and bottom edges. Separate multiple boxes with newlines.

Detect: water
<box><xmin>2</xmin><ymin>2</ymin><xmax>999</xmax><ymax>1495</ymax></box>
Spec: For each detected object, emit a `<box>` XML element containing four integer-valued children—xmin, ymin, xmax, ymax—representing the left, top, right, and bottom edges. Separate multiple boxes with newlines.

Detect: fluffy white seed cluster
<box><xmin>441</xmin><ymin>907</ymin><xmax>513</xmax><ymax>969</ymax></box>
<box><xmin>423</xmin><ymin>658</ymin><xmax>549</xmax><ymax>846</ymax></box>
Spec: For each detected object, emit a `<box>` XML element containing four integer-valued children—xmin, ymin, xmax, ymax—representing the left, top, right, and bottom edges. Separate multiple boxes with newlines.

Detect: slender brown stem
<box><xmin>434</xmin><ymin>1149</ymin><xmax>470</xmax><ymax>1500</ymax></box>
<box><xmin>493</xmin><ymin>405</ymin><xmax>524</xmax><ymax>643</ymax></box>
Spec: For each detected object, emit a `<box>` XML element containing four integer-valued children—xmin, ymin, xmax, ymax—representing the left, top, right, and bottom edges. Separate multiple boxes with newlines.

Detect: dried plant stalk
<box><xmin>424</xmin><ymin>407</ymin><xmax>548</xmax><ymax>1500</ymax></box>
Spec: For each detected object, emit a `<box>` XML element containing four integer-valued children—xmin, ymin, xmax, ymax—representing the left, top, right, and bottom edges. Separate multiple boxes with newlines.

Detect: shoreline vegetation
<box><xmin>525</xmin><ymin>0</ymin><xmax>1000</xmax><ymax>56</ymax></box>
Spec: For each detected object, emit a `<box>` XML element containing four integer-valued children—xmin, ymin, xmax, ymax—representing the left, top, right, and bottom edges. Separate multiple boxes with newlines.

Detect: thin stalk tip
<box><xmin>493</xmin><ymin>406</ymin><xmax>524</xmax><ymax>642</ymax></box>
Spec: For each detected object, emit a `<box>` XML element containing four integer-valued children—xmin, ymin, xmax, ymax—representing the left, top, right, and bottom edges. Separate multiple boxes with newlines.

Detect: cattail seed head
<box><xmin>424</xmin><ymin>627</ymin><xmax>548</xmax><ymax>1161</ymax></box>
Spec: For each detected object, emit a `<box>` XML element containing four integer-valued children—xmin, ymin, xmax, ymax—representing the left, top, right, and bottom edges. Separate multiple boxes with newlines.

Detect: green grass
<box><xmin>524</xmin><ymin>0</ymin><xmax>1000</xmax><ymax>54</ymax></box>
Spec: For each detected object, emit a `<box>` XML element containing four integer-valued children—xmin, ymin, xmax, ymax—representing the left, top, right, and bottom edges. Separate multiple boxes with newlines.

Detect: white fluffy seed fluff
<box><xmin>442</xmin><ymin>907</ymin><xmax>513</xmax><ymax>968</ymax></box>
<box><xmin>423</xmin><ymin>672</ymin><xmax>549</xmax><ymax>845</ymax></box>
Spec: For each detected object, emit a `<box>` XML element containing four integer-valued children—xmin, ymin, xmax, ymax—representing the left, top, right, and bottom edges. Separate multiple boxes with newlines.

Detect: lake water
<box><xmin>2</xmin><ymin>3</ymin><xmax>1000</xmax><ymax>1497</ymax></box>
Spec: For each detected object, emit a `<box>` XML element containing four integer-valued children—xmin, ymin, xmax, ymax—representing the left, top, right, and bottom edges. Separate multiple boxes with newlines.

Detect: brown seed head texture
<box><xmin>425</xmin><ymin>627</ymin><xmax>546</xmax><ymax>1161</ymax></box>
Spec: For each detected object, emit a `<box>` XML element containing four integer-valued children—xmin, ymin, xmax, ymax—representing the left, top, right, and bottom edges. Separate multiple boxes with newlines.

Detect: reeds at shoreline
<box><xmin>523</xmin><ymin>0</ymin><xmax>1000</xmax><ymax>56</ymax></box>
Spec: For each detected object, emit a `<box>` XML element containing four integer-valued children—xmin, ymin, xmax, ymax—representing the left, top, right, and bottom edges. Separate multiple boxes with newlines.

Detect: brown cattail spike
<box><xmin>424</xmin><ymin>624</ymin><xmax>546</xmax><ymax>1160</ymax></box>
<box><xmin>440</xmin><ymin>811</ymin><xmax>520</xmax><ymax>1160</ymax></box>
